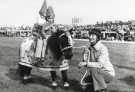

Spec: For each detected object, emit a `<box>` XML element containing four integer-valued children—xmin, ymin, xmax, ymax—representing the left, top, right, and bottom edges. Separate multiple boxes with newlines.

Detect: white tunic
<box><xmin>19</xmin><ymin>37</ymin><xmax>35</xmax><ymax>67</ymax></box>
<box><xmin>34</xmin><ymin>38</ymin><xmax>47</xmax><ymax>58</ymax></box>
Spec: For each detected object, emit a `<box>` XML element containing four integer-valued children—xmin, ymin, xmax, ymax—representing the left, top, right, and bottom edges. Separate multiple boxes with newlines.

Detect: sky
<box><xmin>1</xmin><ymin>0</ymin><xmax>135</xmax><ymax>26</ymax></box>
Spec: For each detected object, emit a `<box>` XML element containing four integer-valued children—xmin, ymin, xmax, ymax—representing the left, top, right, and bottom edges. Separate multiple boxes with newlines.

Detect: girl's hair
<box><xmin>88</xmin><ymin>28</ymin><xmax>101</xmax><ymax>40</ymax></box>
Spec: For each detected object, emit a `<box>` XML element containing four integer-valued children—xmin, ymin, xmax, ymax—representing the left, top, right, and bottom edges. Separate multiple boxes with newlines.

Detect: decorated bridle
<box><xmin>58</xmin><ymin>31</ymin><xmax>73</xmax><ymax>65</ymax></box>
<box><xmin>59</xmin><ymin>32</ymin><xmax>73</xmax><ymax>52</ymax></box>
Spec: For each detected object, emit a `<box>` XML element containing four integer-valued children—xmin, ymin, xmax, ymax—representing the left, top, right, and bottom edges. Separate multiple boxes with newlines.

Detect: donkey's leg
<box><xmin>61</xmin><ymin>70</ymin><xmax>68</xmax><ymax>82</ymax></box>
<box><xmin>61</xmin><ymin>70</ymin><xmax>70</xmax><ymax>87</ymax></box>
<box><xmin>50</xmin><ymin>71</ymin><xmax>57</xmax><ymax>81</ymax></box>
<box><xmin>50</xmin><ymin>71</ymin><xmax>58</xmax><ymax>87</ymax></box>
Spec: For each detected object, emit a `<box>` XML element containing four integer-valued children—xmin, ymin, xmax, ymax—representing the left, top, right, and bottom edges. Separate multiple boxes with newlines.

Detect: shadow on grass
<box><xmin>6</xmin><ymin>67</ymin><xmax>20</xmax><ymax>81</ymax></box>
<box><xmin>31</xmin><ymin>76</ymin><xmax>84</xmax><ymax>92</ymax></box>
<box><xmin>115</xmin><ymin>64</ymin><xmax>135</xmax><ymax>71</ymax></box>
<box><xmin>6</xmin><ymin>67</ymin><xmax>52</xmax><ymax>87</ymax></box>
<box><xmin>119</xmin><ymin>75</ymin><xmax>135</xmax><ymax>86</ymax></box>
<box><xmin>109</xmin><ymin>90</ymin><xmax>121</xmax><ymax>92</ymax></box>
<box><xmin>64</xmin><ymin>79</ymin><xmax>83</xmax><ymax>92</ymax></box>
<box><xmin>6</xmin><ymin>67</ymin><xmax>84</xmax><ymax>92</ymax></box>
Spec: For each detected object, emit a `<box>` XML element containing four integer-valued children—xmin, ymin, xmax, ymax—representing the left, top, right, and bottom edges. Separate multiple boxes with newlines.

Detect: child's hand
<box><xmin>78</xmin><ymin>62</ymin><xmax>87</xmax><ymax>68</ymax></box>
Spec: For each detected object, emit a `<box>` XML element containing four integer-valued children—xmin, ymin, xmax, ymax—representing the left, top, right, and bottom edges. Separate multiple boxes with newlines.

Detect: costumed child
<box><xmin>18</xmin><ymin>27</ymin><xmax>38</xmax><ymax>83</ymax></box>
<box><xmin>36</xmin><ymin>0</ymin><xmax>55</xmax><ymax>62</ymax></box>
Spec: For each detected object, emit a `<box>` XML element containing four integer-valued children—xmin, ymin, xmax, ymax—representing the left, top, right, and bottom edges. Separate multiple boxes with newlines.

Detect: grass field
<box><xmin>0</xmin><ymin>37</ymin><xmax>135</xmax><ymax>92</ymax></box>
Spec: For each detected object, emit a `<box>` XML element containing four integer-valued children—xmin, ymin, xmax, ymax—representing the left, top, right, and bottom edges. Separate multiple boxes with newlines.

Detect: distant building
<box><xmin>72</xmin><ymin>17</ymin><xmax>82</xmax><ymax>26</ymax></box>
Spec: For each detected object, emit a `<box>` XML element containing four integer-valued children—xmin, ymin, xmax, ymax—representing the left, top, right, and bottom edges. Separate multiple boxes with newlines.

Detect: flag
<box><xmin>39</xmin><ymin>0</ymin><xmax>47</xmax><ymax>19</ymax></box>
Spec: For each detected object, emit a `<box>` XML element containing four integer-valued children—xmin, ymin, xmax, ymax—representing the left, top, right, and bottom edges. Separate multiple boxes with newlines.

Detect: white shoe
<box><xmin>52</xmin><ymin>81</ymin><xmax>58</xmax><ymax>87</ymax></box>
<box><xmin>64</xmin><ymin>82</ymin><xmax>69</xmax><ymax>87</ymax></box>
<box><xmin>23</xmin><ymin>75</ymin><xmax>32</xmax><ymax>80</ymax></box>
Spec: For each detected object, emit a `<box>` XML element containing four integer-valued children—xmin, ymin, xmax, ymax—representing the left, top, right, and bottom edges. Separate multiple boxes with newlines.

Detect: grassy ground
<box><xmin>0</xmin><ymin>37</ymin><xmax>135</xmax><ymax>92</ymax></box>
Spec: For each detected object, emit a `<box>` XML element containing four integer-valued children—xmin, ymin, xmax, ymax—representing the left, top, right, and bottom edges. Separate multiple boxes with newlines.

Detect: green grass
<box><xmin>0</xmin><ymin>37</ymin><xmax>135</xmax><ymax>92</ymax></box>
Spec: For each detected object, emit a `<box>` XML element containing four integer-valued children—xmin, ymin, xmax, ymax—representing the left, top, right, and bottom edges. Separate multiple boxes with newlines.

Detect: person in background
<box><xmin>78</xmin><ymin>28</ymin><xmax>115</xmax><ymax>92</ymax></box>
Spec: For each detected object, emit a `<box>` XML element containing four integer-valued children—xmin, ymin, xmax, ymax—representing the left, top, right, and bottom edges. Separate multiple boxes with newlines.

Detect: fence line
<box><xmin>74</xmin><ymin>39</ymin><xmax>135</xmax><ymax>48</ymax></box>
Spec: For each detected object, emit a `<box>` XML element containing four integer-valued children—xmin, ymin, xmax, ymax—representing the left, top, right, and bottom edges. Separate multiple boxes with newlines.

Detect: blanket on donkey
<box><xmin>33</xmin><ymin>31</ymin><xmax>73</xmax><ymax>71</ymax></box>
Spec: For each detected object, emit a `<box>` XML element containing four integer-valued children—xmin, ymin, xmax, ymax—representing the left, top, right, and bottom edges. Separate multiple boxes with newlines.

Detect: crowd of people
<box><xmin>0</xmin><ymin>25</ymin><xmax>32</xmax><ymax>37</ymax></box>
<box><xmin>1</xmin><ymin>20</ymin><xmax>135</xmax><ymax>41</ymax></box>
<box><xmin>71</xmin><ymin>20</ymin><xmax>135</xmax><ymax>41</ymax></box>
<box><xmin>0</xmin><ymin>25</ymin><xmax>32</xmax><ymax>30</ymax></box>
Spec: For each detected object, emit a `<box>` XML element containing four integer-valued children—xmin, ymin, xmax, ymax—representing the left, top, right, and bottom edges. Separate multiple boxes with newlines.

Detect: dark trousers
<box><xmin>82</xmin><ymin>75</ymin><xmax>94</xmax><ymax>92</ymax></box>
<box><xmin>18</xmin><ymin>64</ymin><xmax>32</xmax><ymax>77</ymax></box>
<box><xmin>50</xmin><ymin>70</ymin><xmax>68</xmax><ymax>82</ymax></box>
<box><xmin>83</xmin><ymin>85</ymin><xmax>107</xmax><ymax>92</ymax></box>
<box><xmin>81</xmin><ymin>75</ymin><xmax>107</xmax><ymax>92</ymax></box>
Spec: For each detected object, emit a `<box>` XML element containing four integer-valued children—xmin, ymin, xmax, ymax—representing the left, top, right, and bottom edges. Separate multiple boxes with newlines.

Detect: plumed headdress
<box><xmin>46</xmin><ymin>6</ymin><xmax>55</xmax><ymax>19</ymax></box>
<box><xmin>39</xmin><ymin>0</ymin><xmax>55</xmax><ymax>21</ymax></box>
<box><xmin>39</xmin><ymin>0</ymin><xmax>47</xmax><ymax>19</ymax></box>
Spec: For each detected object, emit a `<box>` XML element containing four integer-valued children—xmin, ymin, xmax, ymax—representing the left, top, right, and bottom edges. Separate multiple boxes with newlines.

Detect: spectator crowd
<box><xmin>0</xmin><ymin>20</ymin><xmax>135</xmax><ymax>41</ymax></box>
